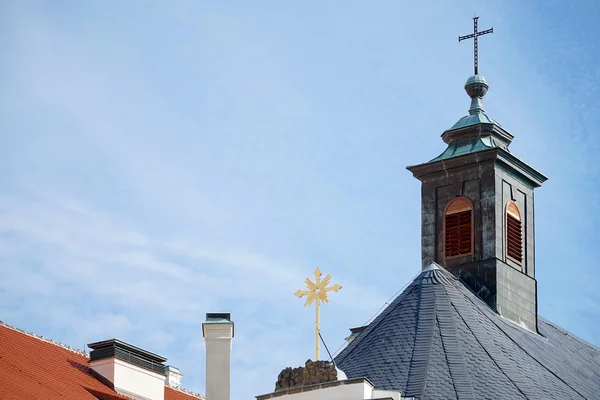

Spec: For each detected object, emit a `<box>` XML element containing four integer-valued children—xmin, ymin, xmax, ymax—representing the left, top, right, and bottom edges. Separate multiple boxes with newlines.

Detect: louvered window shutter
<box><xmin>444</xmin><ymin>198</ymin><xmax>473</xmax><ymax>258</ymax></box>
<box><xmin>506</xmin><ymin>202</ymin><xmax>523</xmax><ymax>263</ymax></box>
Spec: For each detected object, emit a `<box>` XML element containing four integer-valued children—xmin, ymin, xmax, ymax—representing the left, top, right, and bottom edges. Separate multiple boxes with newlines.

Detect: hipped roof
<box><xmin>335</xmin><ymin>264</ymin><xmax>600</xmax><ymax>400</ymax></box>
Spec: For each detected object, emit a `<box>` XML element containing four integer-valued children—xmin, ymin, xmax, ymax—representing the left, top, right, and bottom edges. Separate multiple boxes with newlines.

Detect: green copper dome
<box><xmin>465</xmin><ymin>74</ymin><xmax>488</xmax><ymax>87</ymax></box>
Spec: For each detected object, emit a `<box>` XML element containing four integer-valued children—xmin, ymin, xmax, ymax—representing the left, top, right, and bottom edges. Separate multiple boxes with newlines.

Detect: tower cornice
<box><xmin>407</xmin><ymin>147</ymin><xmax>547</xmax><ymax>188</ymax></box>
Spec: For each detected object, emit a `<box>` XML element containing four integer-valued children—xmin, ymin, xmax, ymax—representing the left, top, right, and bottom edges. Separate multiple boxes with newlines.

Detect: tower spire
<box><xmin>408</xmin><ymin>17</ymin><xmax>548</xmax><ymax>333</ymax></box>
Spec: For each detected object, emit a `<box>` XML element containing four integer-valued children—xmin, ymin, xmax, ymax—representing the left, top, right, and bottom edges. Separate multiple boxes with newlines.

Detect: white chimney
<box><xmin>202</xmin><ymin>313</ymin><xmax>234</xmax><ymax>400</ymax></box>
<box><xmin>88</xmin><ymin>339</ymin><xmax>167</xmax><ymax>400</ymax></box>
<box><xmin>165</xmin><ymin>365</ymin><xmax>183</xmax><ymax>388</ymax></box>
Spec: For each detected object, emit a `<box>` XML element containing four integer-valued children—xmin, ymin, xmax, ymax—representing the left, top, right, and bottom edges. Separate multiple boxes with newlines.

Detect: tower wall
<box><xmin>495</xmin><ymin>166</ymin><xmax>536</xmax><ymax>278</ymax></box>
<box><xmin>419</xmin><ymin>157</ymin><xmax>496</xmax><ymax>269</ymax></box>
<box><xmin>412</xmin><ymin>151</ymin><xmax>541</xmax><ymax>332</ymax></box>
<box><xmin>496</xmin><ymin>261</ymin><xmax>537</xmax><ymax>330</ymax></box>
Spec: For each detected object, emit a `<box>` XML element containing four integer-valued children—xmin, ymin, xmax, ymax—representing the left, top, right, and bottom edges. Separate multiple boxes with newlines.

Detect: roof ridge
<box><xmin>449</xmin><ymin>279</ymin><xmax>588</xmax><ymax>399</ymax></box>
<box><xmin>461</xmin><ymin>295</ymin><xmax>589</xmax><ymax>399</ymax></box>
<box><xmin>410</xmin><ymin>263</ymin><xmax>455</xmax><ymax>287</ymax></box>
<box><xmin>166</xmin><ymin>385</ymin><xmax>205</xmax><ymax>400</ymax></box>
<box><xmin>405</xmin><ymin>284</ymin><xmax>436</xmax><ymax>396</ymax></box>
<box><xmin>335</xmin><ymin>284</ymin><xmax>419</xmax><ymax>365</ymax></box>
<box><xmin>538</xmin><ymin>316</ymin><xmax>600</xmax><ymax>352</ymax></box>
<box><xmin>434</xmin><ymin>285</ymin><xmax>475</xmax><ymax>399</ymax></box>
<box><xmin>444</xmin><ymin>284</ymin><xmax>529</xmax><ymax>398</ymax></box>
<box><xmin>0</xmin><ymin>320</ymin><xmax>88</xmax><ymax>356</ymax></box>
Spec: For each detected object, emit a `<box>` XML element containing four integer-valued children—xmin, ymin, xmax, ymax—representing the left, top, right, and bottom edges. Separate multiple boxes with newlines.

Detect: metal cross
<box><xmin>459</xmin><ymin>14</ymin><xmax>493</xmax><ymax>75</ymax></box>
<box><xmin>294</xmin><ymin>268</ymin><xmax>342</xmax><ymax>361</ymax></box>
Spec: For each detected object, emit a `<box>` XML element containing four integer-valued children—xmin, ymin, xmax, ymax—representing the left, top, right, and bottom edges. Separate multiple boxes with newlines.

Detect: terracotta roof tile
<box><xmin>165</xmin><ymin>387</ymin><xmax>204</xmax><ymax>400</ymax></box>
<box><xmin>0</xmin><ymin>323</ymin><xmax>201</xmax><ymax>400</ymax></box>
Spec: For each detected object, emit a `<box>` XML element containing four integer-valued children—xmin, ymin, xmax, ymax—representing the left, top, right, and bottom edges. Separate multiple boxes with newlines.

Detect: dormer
<box><xmin>88</xmin><ymin>339</ymin><xmax>168</xmax><ymax>400</ymax></box>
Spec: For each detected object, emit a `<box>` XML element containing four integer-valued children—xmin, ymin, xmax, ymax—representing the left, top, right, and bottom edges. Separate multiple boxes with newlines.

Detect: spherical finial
<box><xmin>464</xmin><ymin>75</ymin><xmax>488</xmax><ymax>115</ymax></box>
<box><xmin>465</xmin><ymin>75</ymin><xmax>489</xmax><ymax>98</ymax></box>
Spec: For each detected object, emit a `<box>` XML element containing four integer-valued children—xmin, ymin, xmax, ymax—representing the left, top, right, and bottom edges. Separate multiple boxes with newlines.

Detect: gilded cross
<box><xmin>294</xmin><ymin>268</ymin><xmax>342</xmax><ymax>360</ymax></box>
<box><xmin>459</xmin><ymin>14</ymin><xmax>493</xmax><ymax>75</ymax></box>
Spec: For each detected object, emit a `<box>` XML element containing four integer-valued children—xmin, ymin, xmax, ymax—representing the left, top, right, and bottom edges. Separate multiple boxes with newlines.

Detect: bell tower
<box><xmin>407</xmin><ymin>73</ymin><xmax>547</xmax><ymax>331</ymax></box>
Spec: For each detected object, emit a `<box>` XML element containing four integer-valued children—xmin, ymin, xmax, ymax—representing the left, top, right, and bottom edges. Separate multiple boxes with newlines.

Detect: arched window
<box><xmin>444</xmin><ymin>197</ymin><xmax>473</xmax><ymax>259</ymax></box>
<box><xmin>506</xmin><ymin>201</ymin><xmax>523</xmax><ymax>263</ymax></box>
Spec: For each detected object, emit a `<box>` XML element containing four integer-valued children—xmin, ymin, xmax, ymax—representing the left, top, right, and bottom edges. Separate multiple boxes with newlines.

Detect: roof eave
<box><xmin>496</xmin><ymin>149</ymin><xmax>548</xmax><ymax>187</ymax></box>
<box><xmin>406</xmin><ymin>148</ymin><xmax>498</xmax><ymax>180</ymax></box>
<box><xmin>407</xmin><ymin>147</ymin><xmax>547</xmax><ymax>188</ymax></box>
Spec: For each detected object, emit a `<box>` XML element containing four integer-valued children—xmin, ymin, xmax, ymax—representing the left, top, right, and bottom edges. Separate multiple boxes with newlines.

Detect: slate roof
<box><xmin>0</xmin><ymin>322</ymin><xmax>202</xmax><ymax>400</ymax></box>
<box><xmin>335</xmin><ymin>264</ymin><xmax>600</xmax><ymax>400</ymax></box>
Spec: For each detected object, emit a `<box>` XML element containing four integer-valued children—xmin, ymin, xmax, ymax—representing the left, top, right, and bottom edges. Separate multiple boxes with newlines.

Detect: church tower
<box><xmin>407</xmin><ymin>73</ymin><xmax>547</xmax><ymax>331</ymax></box>
<box><xmin>407</xmin><ymin>20</ymin><xmax>547</xmax><ymax>332</ymax></box>
<box><xmin>258</xmin><ymin>16</ymin><xmax>600</xmax><ymax>400</ymax></box>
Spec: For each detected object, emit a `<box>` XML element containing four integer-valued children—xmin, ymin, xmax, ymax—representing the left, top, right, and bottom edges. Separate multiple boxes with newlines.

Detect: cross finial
<box><xmin>459</xmin><ymin>15</ymin><xmax>493</xmax><ymax>75</ymax></box>
<box><xmin>294</xmin><ymin>268</ymin><xmax>342</xmax><ymax>361</ymax></box>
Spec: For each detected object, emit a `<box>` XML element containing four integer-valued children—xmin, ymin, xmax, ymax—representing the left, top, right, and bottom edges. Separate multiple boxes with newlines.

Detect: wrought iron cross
<box><xmin>294</xmin><ymin>268</ymin><xmax>342</xmax><ymax>361</ymax></box>
<box><xmin>459</xmin><ymin>14</ymin><xmax>493</xmax><ymax>75</ymax></box>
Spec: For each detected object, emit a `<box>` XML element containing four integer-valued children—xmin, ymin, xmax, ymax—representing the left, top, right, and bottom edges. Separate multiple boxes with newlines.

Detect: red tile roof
<box><xmin>0</xmin><ymin>322</ymin><xmax>202</xmax><ymax>400</ymax></box>
<box><xmin>166</xmin><ymin>386</ymin><xmax>204</xmax><ymax>400</ymax></box>
<box><xmin>165</xmin><ymin>386</ymin><xmax>203</xmax><ymax>400</ymax></box>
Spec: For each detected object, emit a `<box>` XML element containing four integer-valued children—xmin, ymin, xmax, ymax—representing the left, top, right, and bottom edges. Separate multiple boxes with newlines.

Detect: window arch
<box><xmin>443</xmin><ymin>197</ymin><xmax>473</xmax><ymax>259</ymax></box>
<box><xmin>506</xmin><ymin>201</ymin><xmax>523</xmax><ymax>264</ymax></box>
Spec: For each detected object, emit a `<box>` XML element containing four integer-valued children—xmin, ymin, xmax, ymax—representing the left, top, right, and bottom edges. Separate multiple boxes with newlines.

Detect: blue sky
<box><xmin>1</xmin><ymin>1</ymin><xmax>599</xmax><ymax>398</ymax></box>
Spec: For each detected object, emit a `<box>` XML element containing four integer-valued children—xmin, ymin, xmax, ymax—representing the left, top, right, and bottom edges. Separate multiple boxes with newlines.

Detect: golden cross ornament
<box><xmin>294</xmin><ymin>268</ymin><xmax>342</xmax><ymax>360</ymax></box>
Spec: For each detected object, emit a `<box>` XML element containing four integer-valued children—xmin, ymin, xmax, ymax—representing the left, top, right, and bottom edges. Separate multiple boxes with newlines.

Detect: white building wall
<box><xmin>255</xmin><ymin>379</ymin><xmax>401</xmax><ymax>400</ymax></box>
<box><xmin>90</xmin><ymin>358</ymin><xmax>115</xmax><ymax>384</ymax></box>
<box><xmin>372</xmin><ymin>389</ymin><xmax>402</xmax><ymax>400</ymax></box>
<box><xmin>269</xmin><ymin>381</ymin><xmax>371</xmax><ymax>400</ymax></box>
<box><xmin>90</xmin><ymin>357</ymin><xmax>165</xmax><ymax>400</ymax></box>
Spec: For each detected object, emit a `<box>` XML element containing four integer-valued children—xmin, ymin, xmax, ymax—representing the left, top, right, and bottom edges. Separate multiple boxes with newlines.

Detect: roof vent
<box><xmin>345</xmin><ymin>326</ymin><xmax>367</xmax><ymax>343</ymax></box>
<box><xmin>165</xmin><ymin>365</ymin><xmax>183</xmax><ymax>389</ymax></box>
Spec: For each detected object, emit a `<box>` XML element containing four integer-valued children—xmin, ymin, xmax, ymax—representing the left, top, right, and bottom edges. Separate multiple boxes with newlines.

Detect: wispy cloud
<box><xmin>1</xmin><ymin>1</ymin><xmax>599</xmax><ymax>399</ymax></box>
<box><xmin>0</xmin><ymin>189</ymin><xmax>389</xmax><ymax>397</ymax></box>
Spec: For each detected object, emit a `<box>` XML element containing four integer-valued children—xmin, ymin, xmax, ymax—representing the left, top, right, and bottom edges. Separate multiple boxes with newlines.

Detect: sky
<box><xmin>1</xmin><ymin>0</ymin><xmax>599</xmax><ymax>398</ymax></box>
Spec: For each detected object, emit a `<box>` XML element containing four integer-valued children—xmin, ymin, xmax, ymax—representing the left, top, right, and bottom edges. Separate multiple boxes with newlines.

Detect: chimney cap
<box><xmin>205</xmin><ymin>313</ymin><xmax>232</xmax><ymax>322</ymax></box>
<box><xmin>202</xmin><ymin>313</ymin><xmax>234</xmax><ymax>338</ymax></box>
